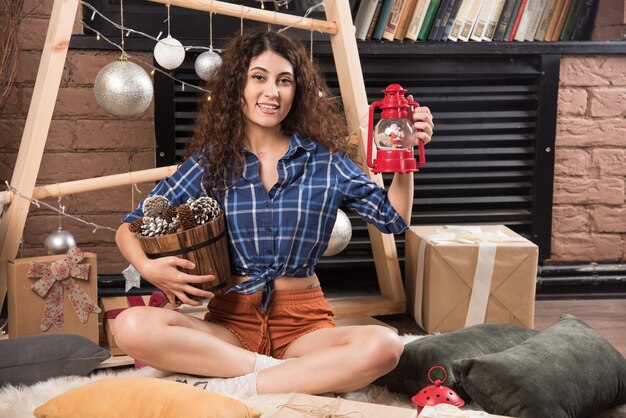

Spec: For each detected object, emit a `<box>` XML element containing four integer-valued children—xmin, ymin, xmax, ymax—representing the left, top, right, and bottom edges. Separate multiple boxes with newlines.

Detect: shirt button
<box><xmin>265</xmin><ymin>201</ymin><xmax>270</xmax><ymax>207</ymax></box>
<box><xmin>266</xmin><ymin>249</ymin><xmax>272</xmax><ymax>255</ymax></box>
<box><xmin>266</xmin><ymin>227</ymin><xmax>272</xmax><ymax>233</ymax></box>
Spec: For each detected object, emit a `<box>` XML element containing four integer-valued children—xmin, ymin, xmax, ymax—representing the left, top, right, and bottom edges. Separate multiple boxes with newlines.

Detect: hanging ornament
<box><xmin>154</xmin><ymin>5</ymin><xmax>185</xmax><ymax>70</ymax></box>
<box><xmin>195</xmin><ymin>10</ymin><xmax>222</xmax><ymax>82</ymax></box>
<box><xmin>154</xmin><ymin>35</ymin><xmax>185</xmax><ymax>70</ymax></box>
<box><xmin>95</xmin><ymin>0</ymin><xmax>153</xmax><ymax>118</ymax></box>
<box><xmin>44</xmin><ymin>199</ymin><xmax>77</xmax><ymax>255</ymax></box>
<box><xmin>44</xmin><ymin>227</ymin><xmax>77</xmax><ymax>255</ymax></box>
<box><xmin>194</xmin><ymin>50</ymin><xmax>222</xmax><ymax>81</ymax></box>
<box><xmin>323</xmin><ymin>208</ymin><xmax>352</xmax><ymax>257</ymax></box>
<box><xmin>94</xmin><ymin>58</ymin><xmax>154</xmax><ymax>117</ymax></box>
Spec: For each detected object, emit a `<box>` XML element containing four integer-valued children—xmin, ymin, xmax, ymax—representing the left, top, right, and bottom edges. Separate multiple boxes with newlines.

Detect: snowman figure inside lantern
<box><xmin>367</xmin><ymin>84</ymin><xmax>426</xmax><ymax>173</ymax></box>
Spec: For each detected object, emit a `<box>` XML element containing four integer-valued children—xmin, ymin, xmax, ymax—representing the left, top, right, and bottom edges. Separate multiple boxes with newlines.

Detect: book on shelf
<box><xmin>543</xmin><ymin>0</ymin><xmax>566</xmax><ymax>40</ymax></box>
<box><xmin>482</xmin><ymin>0</ymin><xmax>507</xmax><ymax>41</ymax></box>
<box><xmin>570</xmin><ymin>0</ymin><xmax>598</xmax><ymax>40</ymax></box>
<box><xmin>448</xmin><ymin>0</ymin><xmax>473</xmax><ymax>41</ymax></box>
<box><xmin>395</xmin><ymin>0</ymin><xmax>418</xmax><ymax>40</ymax></box>
<box><xmin>405</xmin><ymin>0</ymin><xmax>432</xmax><ymax>41</ymax></box>
<box><xmin>355</xmin><ymin>0</ymin><xmax>382</xmax><ymax>40</ymax></box>
<box><xmin>513</xmin><ymin>0</ymin><xmax>538</xmax><ymax>41</ymax></box>
<box><xmin>372</xmin><ymin>0</ymin><xmax>396</xmax><ymax>40</ymax></box>
<box><xmin>533</xmin><ymin>0</ymin><xmax>558</xmax><ymax>41</ymax></box>
<box><xmin>383</xmin><ymin>0</ymin><xmax>407</xmax><ymax>40</ymax></box>
<box><xmin>559</xmin><ymin>0</ymin><xmax>583</xmax><ymax>40</ymax></box>
<box><xmin>470</xmin><ymin>0</ymin><xmax>496</xmax><ymax>41</ymax></box>
<box><xmin>417</xmin><ymin>0</ymin><xmax>442</xmax><ymax>40</ymax></box>
<box><xmin>433</xmin><ymin>0</ymin><xmax>460</xmax><ymax>40</ymax></box>
<box><xmin>458</xmin><ymin>0</ymin><xmax>486</xmax><ymax>41</ymax></box>
<box><xmin>493</xmin><ymin>0</ymin><xmax>520</xmax><ymax>41</ymax></box>
<box><xmin>441</xmin><ymin>0</ymin><xmax>464</xmax><ymax>40</ymax></box>
<box><xmin>549</xmin><ymin>0</ymin><xmax>572</xmax><ymax>41</ymax></box>
<box><xmin>507</xmin><ymin>0</ymin><xmax>528</xmax><ymax>41</ymax></box>
<box><xmin>366</xmin><ymin>0</ymin><xmax>385</xmax><ymax>39</ymax></box>
<box><xmin>427</xmin><ymin>0</ymin><xmax>452</xmax><ymax>41</ymax></box>
<box><xmin>524</xmin><ymin>0</ymin><xmax>549</xmax><ymax>40</ymax></box>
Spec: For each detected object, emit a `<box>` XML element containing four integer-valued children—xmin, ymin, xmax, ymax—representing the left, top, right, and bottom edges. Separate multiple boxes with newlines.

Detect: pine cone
<box><xmin>178</xmin><ymin>204</ymin><xmax>196</xmax><ymax>230</ymax></box>
<box><xmin>142</xmin><ymin>216</ymin><xmax>171</xmax><ymax>237</ymax></box>
<box><xmin>163</xmin><ymin>205</ymin><xmax>178</xmax><ymax>222</ymax></box>
<box><xmin>128</xmin><ymin>218</ymin><xmax>143</xmax><ymax>233</ymax></box>
<box><xmin>168</xmin><ymin>216</ymin><xmax>181</xmax><ymax>234</ymax></box>
<box><xmin>142</xmin><ymin>195</ymin><xmax>170</xmax><ymax>218</ymax></box>
<box><xmin>188</xmin><ymin>196</ymin><xmax>221</xmax><ymax>225</ymax></box>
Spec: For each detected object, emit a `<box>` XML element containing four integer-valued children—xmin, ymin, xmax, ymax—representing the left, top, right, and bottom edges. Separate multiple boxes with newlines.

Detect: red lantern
<box><xmin>367</xmin><ymin>83</ymin><xmax>426</xmax><ymax>173</ymax></box>
<box><xmin>411</xmin><ymin>366</ymin><xmax>465</xmax><ymax>414</ymax></box>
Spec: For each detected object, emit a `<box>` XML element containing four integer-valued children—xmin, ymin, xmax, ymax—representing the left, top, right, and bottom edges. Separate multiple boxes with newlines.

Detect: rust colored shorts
<box><xmin>204</xmin><ymin>287</ymin><xmax>336</xmax><ymax>359</ymax></box>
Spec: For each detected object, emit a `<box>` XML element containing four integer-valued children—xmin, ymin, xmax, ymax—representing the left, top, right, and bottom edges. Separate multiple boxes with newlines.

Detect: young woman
<box><xmin>114</xmin><ymin>29</ymin><xmax>434</xmax><ymax>395</ymax></box>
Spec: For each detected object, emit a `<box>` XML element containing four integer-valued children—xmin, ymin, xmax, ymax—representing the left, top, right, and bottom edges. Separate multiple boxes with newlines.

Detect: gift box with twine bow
<box><xmin>405</xmin><ymin>225</ymin><xmax>538</xmax><ymax>333</ymax></box>
<box><xmin>273</xmin><ymin>393</ymin><xmax>416</xmax><ymax>418</ymax></box>
<box><xmin>7</xmin><ymin>248</ymin><xmax>100</xmax><ymax>344</ymax></box>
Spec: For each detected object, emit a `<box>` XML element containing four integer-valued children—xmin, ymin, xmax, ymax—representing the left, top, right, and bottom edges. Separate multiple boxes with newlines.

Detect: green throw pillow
<box><xmin>374</xmin><ymin>323</ymin><xmax>538</xmax><ymax>399</ymax></box>
<box><xmin>452</xmin><ymin>314</ymin><xmax>626</xmax><ymax>418</ymax></box>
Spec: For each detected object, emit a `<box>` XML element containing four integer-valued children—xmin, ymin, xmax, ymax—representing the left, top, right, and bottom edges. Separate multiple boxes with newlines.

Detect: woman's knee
<box><xmin>111</xmin><ymin>307</ymin><xmax>154</xmax><ymax>355</ymax></box>
<box><xmin>356</xmin><ymin>326</ymin><xmax>404</xmax><ymax>373</ymax></box>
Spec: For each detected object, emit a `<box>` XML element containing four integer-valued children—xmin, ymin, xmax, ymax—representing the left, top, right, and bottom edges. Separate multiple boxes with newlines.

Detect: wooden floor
<box><xmin>376</xmin><ymin>298</ymin><xmax>626</xmax><ymax>356</ymax></box>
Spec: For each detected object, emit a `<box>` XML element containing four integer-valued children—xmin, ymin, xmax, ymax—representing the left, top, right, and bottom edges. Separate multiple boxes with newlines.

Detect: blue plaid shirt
<box><xmin>123</xmin><ymin>134</ymin><xmax>408</xmax><ymax>311</ymax></box>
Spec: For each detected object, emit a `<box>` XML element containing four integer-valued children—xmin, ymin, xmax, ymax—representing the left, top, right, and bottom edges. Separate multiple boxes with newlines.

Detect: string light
<box><xmin>80</xmin><ymin>1</ymin><xmax>217</xmax><ymax>53</ymax></box>
<box><xmin>3</xmin><ymin>182</ymin><xmax>117</xmax><ymax>234</ymax></box>
<box><xmin>80</xmin><ymin>19</ymin><xmax>209</xmax><ymax>93</ymax></box>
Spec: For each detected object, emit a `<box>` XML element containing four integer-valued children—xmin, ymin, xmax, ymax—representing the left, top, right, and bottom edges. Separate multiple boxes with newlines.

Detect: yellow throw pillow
<box><xmin>34</xmin><ymin>376</ymin><xmax>261</xmax><ymax>418</ymax></box>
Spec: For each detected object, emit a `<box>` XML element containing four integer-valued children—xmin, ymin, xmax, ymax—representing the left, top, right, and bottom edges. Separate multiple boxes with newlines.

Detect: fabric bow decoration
<box><xmin>419</xmin><ymin>404</ymin><xmax>489</xmax><ymax>418</ymax></box>
<box><xmin>26</xmin><ymin>247</ymin><xmax>101</xmax><ymax>331</ymax></box>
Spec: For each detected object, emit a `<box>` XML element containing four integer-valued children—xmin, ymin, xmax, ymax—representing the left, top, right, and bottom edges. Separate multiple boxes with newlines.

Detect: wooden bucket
<box><xmin>137</xmin><ymin>213</ymin><xmax>232</xmax><ymax>298</ymax></box>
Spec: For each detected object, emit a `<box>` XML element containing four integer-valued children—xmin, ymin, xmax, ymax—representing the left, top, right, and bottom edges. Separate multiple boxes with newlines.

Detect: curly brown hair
<box><xmin>186</xmin><ymin>29</ymin><xmax>351</xmax><ymax>200</ymax></box>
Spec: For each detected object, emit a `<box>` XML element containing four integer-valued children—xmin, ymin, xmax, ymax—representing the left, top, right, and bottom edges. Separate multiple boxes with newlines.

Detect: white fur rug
<box><xmin>1</xmin><ymin>334</ymin><xmax>625</xmax><ymax>418</ymax></box>
<box><xmin>0</xmin><ymin>336</ymin><xmax>422</xmax><ymax>418</ymax></box>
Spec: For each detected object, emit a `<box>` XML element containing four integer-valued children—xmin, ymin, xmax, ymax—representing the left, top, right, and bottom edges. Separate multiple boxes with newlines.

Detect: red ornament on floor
<box><xmin>411</xmin><ymin>366</ymin><xmax>465</xmax><ymax>414</ymax></box>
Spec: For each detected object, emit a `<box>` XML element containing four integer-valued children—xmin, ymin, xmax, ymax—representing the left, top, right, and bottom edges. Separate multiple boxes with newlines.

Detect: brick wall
<box><xmin>553</xmin><ymin>56</ymin><xmax>626</xmax><ymax>261</ymax></box>
<box><xmin>1</xmin><ymin>1</ymin><xmax>625</xmax><ymax>272</ymax></box>
<box><xmin>0</xmin><ymin>0</ymin><xmax>155</xmax><ymax>273</ymax></box>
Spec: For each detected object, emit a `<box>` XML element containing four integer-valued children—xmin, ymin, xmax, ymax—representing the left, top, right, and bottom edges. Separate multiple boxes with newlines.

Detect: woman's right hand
<box><xmin>137</xmin><ymin>256</ymin><xmax>215</xmax><ymax>306</ymax></box>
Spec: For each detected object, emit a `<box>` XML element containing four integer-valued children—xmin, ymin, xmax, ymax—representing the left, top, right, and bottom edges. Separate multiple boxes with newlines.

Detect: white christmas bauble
<box><xmin>44</xmin><ymin>227</ymin><xmax>76</xmax><ymax>255</ymax></box>
<box><xmin>323</xmin><ymin>209</ymin><xmax>352</xmax><ymax>257</ymax></box>
<box><xmin>194</xmin><ymin>50</ymin><xmax>222</xmax><ymax>81</ymax></box>
<box><xmin>94</xmin><ymin>60</ymin><xmax>154</xmax><ymax>118</ymax></box>
<box><xmin>154</xmin><ymin>35</ymin><xmax>185</xmax><ymax>70</ymax></box>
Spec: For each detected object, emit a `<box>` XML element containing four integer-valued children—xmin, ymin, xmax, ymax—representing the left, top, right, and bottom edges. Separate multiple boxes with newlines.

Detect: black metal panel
<box><xmin>154</xmin><ymin>47</ymin><xmax>557</xmax><ymax>292</ymax></box>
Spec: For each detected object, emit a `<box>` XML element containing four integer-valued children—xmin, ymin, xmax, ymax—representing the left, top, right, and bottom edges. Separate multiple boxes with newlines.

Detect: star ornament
<box><xmin>123</xmin><ymin>264</ymin><xmax>141</xmax><ymax>292</ymax></box>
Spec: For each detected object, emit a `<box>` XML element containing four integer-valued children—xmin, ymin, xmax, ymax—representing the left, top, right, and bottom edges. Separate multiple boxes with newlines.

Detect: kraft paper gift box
<box><xmin>101</xmin><ymin>292</ymin><xmax>177</xmax><ymax>356</ymax></box>
<box><xmin>405</xmin><ymin>225</ymin><xmax>538</xmax><ymax>333</ymax></box>
<box><xmin>7</xmin><ymin>249</ymin><xmax>100</xmax><ymax>344</ymax></box>
<box><xmin>272</xmin><ymin>393</ymin><xmax>416</xmax><ymax>418</ymax></box>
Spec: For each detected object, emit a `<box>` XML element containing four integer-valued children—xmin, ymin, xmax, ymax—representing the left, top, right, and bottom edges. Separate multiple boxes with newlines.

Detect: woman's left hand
<box><xmin>408</xmin><ymin>94</ymin><xmax>434</xmax><ymax>146</ymax></box>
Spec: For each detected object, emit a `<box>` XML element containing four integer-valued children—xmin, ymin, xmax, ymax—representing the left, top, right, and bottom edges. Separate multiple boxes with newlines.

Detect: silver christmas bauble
<box><xmin>154</xmin><ymin>35</ymin><xmax>185</xmax><ymax>70</ymax></box>
<box><xmin>44</xmin><ymin>227</ymin><xmax>76</xmax><ymax>255</ymax></box>
<box><xmin>194</xmin><ymin>50</ymin><xmax>222</xmax><ymax>81</ymax></box>
<box><xmin>323</xmin><ymin>209</ymin><xmax>352</xmax><ymax>257</ymax></box>
<box><xmin>94</xmin><ymin>60</ymin><xmax>154</xmax><ymax>118</ymax></box>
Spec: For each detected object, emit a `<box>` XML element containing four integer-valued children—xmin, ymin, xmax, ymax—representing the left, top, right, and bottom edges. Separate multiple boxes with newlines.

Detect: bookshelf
<box><xmin>353</xmin><ymin>0</ymin><xmax>601</xmax><ymax>44</ymax></box>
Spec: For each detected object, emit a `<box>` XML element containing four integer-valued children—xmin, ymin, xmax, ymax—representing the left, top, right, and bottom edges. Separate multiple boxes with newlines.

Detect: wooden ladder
<box><xmin>0</xmin><ymin>0</ymin><xmax>406</xmax><ymax>320</ymax></box>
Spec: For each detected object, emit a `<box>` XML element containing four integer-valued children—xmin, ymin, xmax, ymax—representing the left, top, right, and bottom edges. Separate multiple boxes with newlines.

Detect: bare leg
<box><xmin>257</xmin><ymin>325</ymin><xmax>404</xmax><ymax>394</ymax></box>
<box><xmin>112</xmin><ymin>306</ymin><xmax>255</xmax><ymax>377</ymax></box>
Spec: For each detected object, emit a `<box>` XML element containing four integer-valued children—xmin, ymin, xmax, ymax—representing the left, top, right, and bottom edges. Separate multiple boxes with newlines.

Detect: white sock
<box><xmin>166</xmin><ymin>371</ymin><xmax>259</xmax><ymax>397</ymax></box>
<box><xmin>253</xmin><ymin>353</ymin><xmax>286</xmax><ymax>372</ymax></box>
